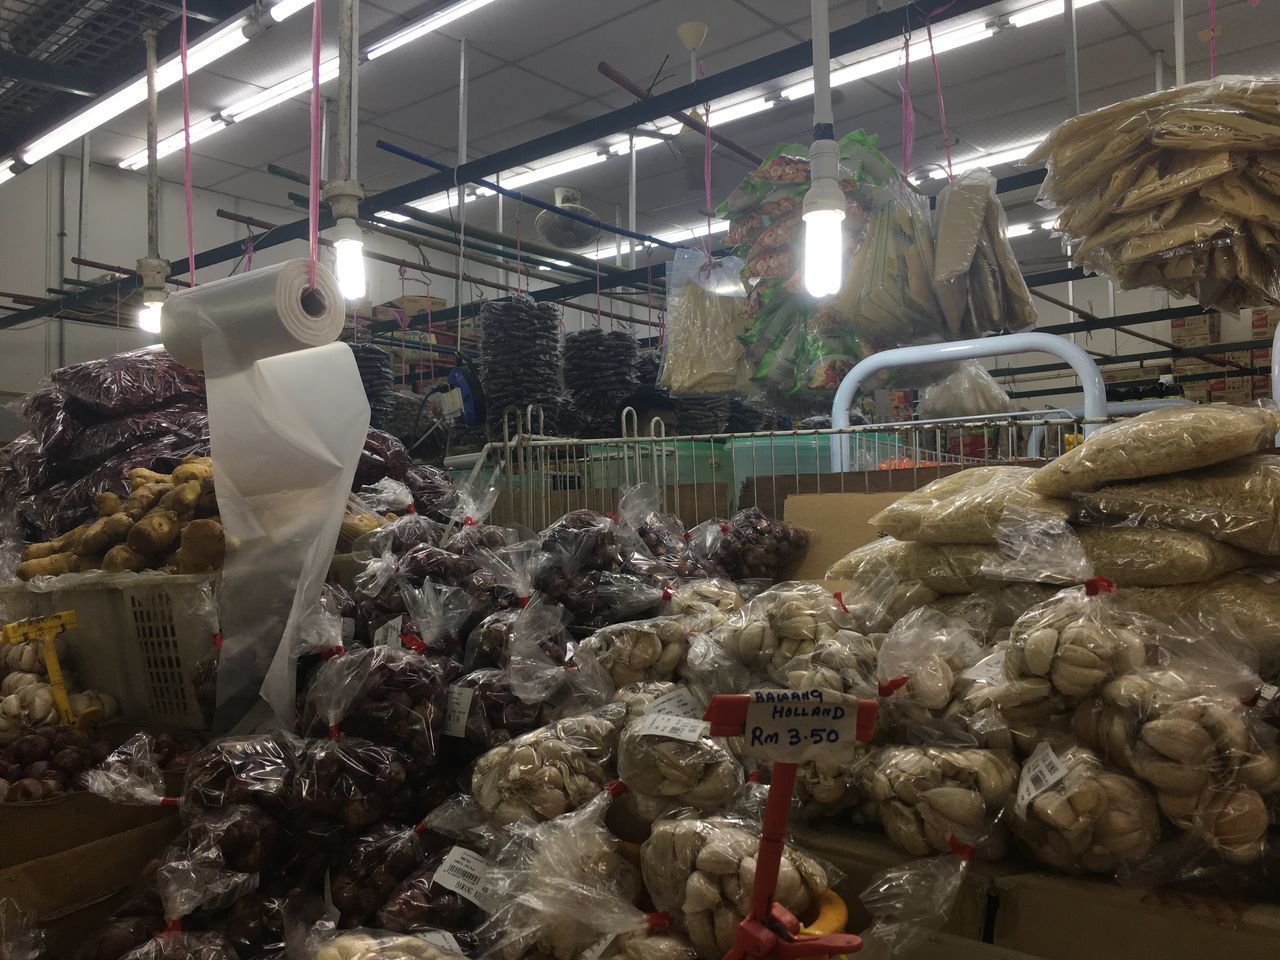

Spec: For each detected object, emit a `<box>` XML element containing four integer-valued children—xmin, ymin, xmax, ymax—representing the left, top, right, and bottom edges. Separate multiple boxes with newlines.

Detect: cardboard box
<box><xmin>0</xmin><ymin>790</ymin><xmax>177</xmax><ymax>869</ymax></box>
<box><xmin>992</xmin><ymin>871</ymin><xmax>1280</xmax><ymax>960</ymax></box>
<box><xmin>0</xmin><ymin>817</ymin><xmax>180</xmax><ymax>921</ymax></box>
<box><xmin>1254</xmin><ymin>376</ymin><xmax>1271</xmax><ymax>399</ymax></box>
<box><xmin>1251</xmin><ymin>307</ymin><xmax>1279</xmax><ymax>340</ymax></box>
<box><xmin>1253</xmin><ymin>347</ymin><xmax>1272</xmax><ymax>369</ymax></box>
<box><xmin>1171</xmin><ymin>312</ymin><xmax>1221</xmax><ymax>344</ymax></box>
<box><xmin>902</xmin><ymin>934</ymin><xmax>1041</xmax><ymax>960</ymax></box>
<box><xmin>783</xmin><ymin>492</ymin><xmax>911</xmax><ymax>580</ymax></box>
<box><xmin>1181</xmin><ymin>383</ymin><xmax>1211</xmax><ymax>403</ymax></box>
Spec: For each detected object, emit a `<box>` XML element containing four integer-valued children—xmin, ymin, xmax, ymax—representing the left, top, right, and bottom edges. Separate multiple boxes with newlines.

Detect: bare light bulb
<box><xmin>331</xmin><ymin>219</ymin><xmax>366</xmax><ymax>301</ymax></box>
<box><xmin>138</xmin><ymin>300</ymin><xmax>164</xmax><ymax>334</ymax></box>
<box><xmin>802</xmin><ymin>206</ymin><xmax>844</xmax><ymax>297</ymax></box>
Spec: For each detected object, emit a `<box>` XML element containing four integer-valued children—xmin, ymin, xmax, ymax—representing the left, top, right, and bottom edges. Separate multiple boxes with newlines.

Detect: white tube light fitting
<box><xmin>366</xmin><ymin>0</ymin><xmax>506</xmax><ymax>60</ymax></box>
<box><xmin>331</xmin><ymin>218</ymin><xmax>367</xmax><ymax>301</ymax></box>
<box><xmin>269</xmin><ymin>0</ymin><xmax>315</xmax><ymax>22</ymax></box>
<box><xmin>138</xmin><ymin>299</ymin><xmax>165</xmax><ymax>334</ymax></box>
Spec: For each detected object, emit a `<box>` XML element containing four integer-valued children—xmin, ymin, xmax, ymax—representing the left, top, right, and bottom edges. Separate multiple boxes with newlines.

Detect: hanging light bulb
<box><xmin>331</xmin><ymin>217</ymin><xmax>366</xmax><ymax>301</ymax></box>
<box><xmin>802</xmin><ymin>0</ymin><xmax>844</xmax><ymax>299</ymax></box>
<box><xmin>138</xmin><ymin>298</ymin><xmax>164</xmax><ymax>333</ymax></box>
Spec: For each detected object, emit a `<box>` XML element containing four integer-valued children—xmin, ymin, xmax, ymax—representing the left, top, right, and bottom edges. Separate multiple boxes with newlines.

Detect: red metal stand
<box><xmin>704</xmin><ymin>694</ymin><xmax>878</xmax><ymax>960</ymax></box>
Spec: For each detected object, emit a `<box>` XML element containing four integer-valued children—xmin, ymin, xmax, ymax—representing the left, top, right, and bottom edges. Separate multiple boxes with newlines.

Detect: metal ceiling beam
<box><xmin>144</xmin><ymin>0</ymin><xmax>225</xmax><ymax>23</ymax></box>
<box><xmin>0</xmin><ymin>53</ymin><xmax>106</xmax><ymax>97</ymax></box>
<box><xmin>0</xmin><ymin>0</ymin><xmax>248</xmax><ymax>157</ymax></box>
<box><xmin>0</xmin><ymin>0</ymin><xmax>1010</xmax><ymax>329</ymax></box>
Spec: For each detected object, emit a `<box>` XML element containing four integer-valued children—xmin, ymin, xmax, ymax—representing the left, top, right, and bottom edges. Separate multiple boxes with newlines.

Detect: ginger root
<box><xmin>172</xmin><ymin>457</ymin><xmax>213</xmax><ymax>486</ymax></box>
<box><xmin>158</xmin><ymin>480</ymin><xmax>201</xmax><ymax>520</ymax></box>
<box><xmin>128</xmin><ymin>467</ymin><xmax>172</xmax><ymax>490</ymax></box>
<box><xmin>102</xmin><ymin>544</ymin><xmax>147</xmax><ymax>573</ymax></box>
<box><xmin>121</xmin><ymin>482</ymin><xmax>172</xmax><ymax>521</ymax></box>
<box><xmin>70</xmin><ymin>554</ymin><xmax>103</xmax><ymax>573</ymax></box>
<box><xmin>171</xmin><ymin>518</ymin><xmax>225</xmax><ymax>573</ymax></box>
<box><xmin>127</xmin><ymin>510</ymin><xmax>180</xmax><ymax>555</ymax></box>
<box><xmin>16</xmin><ymin>553</ymin><xmax>74</xmax><ymax>581</ymax></box>
<box><xmin>95</xmin><ymin>492</ymin><xmax>123</xmax><ymax>517</ymax></box>
<box><xmin>196</xmin><ymin>489</ymin><xmax>219</xmax><ymax>517</ymax></box>
<box><xmin>79</xmin><ymin>512</ymin><xmax>134</xmax><ymax>555</ymax></box>
<box><xmin>20</xmin><ymin>524</ymin><xmax>89</xmax><ymax>562</ymax></box>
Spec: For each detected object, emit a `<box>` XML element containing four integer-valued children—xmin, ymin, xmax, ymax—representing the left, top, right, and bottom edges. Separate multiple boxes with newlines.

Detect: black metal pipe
<box><xmin>1008</xmin><ymin>364</ymin><xmax>1269</xmax><ymax>400</ymax></box>
<box><xmin>995</xmin><ymin>338</ymin><xmax>1265</xmax><ymax>378</ymax></box>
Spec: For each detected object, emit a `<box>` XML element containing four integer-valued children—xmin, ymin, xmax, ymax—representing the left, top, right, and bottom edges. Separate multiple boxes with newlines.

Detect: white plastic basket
<box><xmin>0</xmin><ymin>572</ymin><xmax>219</xmax><ymax>730</ymax></box>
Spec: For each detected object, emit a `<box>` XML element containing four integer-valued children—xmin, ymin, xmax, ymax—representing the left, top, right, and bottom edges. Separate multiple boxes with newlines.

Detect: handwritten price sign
<box><xmin>742</xmin><ymin>688</ymin><xmax>875</xmax><ymax>761</ymax></box>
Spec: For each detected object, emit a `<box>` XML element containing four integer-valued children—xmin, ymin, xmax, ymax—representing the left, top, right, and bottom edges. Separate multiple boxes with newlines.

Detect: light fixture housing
<box><xmin>366</xmin><ymin>0</ymin><xmax>505</xmax><ymax>60</ymax></box>
<box><xmin>331</xmin><ymin>218</ymin><xmax>366</xmax><ymax>301</ymax></box>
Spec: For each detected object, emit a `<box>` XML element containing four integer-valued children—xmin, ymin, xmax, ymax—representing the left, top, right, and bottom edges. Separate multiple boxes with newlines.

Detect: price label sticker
<box><xmin>444</xmin><ymin>685</ymin><xmax>474</xmax><ymax>738</ymax></box>
<box><xmin>646</xmin><ymin>686</ymin><xmax>702</xmax><ymax>719</ymax></box>
<box><xmin>373</xmin><ymin>615</ymin><xmax>405</xmax><ymax>647</ymax></box>
<box><xmin>742</xmin><ymin>688</ymin><xmax>866</xmax><ymax>761</ymax></box>
<box><xmin>419</xmin><ymin>931</ymin><xmax>462</xmax><ymax>953</ymax></box>
<box><xmin>1258</xmin><ymin>682</ymin><xmax>1279</xmax><ymax>705</ymax></box>
<box><xmin>961</xmin><ymin>649</ymin><xmax>1006</xmax><ymax>686</ymax></box>
<box><xmin>1015</xmin><ymin>741</ymin><xmax>1069</xmax><ymax>816</ymax></box>
<box><xmin>432</xmin><ymin>846</ymin><xmax>500</xmax><ymax>911</ymax></box>
<box><xmin>631</xmin><ymin>712</ymin><xmax>708</xmax><ymax>742</ymax></box>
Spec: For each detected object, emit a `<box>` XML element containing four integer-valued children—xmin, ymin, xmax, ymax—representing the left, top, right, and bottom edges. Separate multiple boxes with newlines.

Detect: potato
<box><xmin>127</xmin><ymin>510</ymin><xmax>180</xmax><ymax>555</ymax></box>
<box><xmin>95</xmin><ymin>492</ymin><xmax>123</xmax><ymax>517</ymax></box>
<box><xmin>173</xmin><ymin>519</ymin><xmax>226</xmax><ymax>573</ymax></box>
<box><xmin>128</xmin><ymin>467</ymin><xmax>172</xmax><ymax>490</ymax></box>
<box><xmin>158</xmin><ymin>480</ymin><xmax>202</xmax><ymax>520</ymax></box>
<box><xmin>172</xmin><ymin>457</ymin><xmax>213</xmax><ymax>486</ymax></box>
<box><xmin>79</xmin><ymin>512</ymin><xmax>134</xmax><ymax>555</ymax></box>
<box><xmin>121</xmin><ymin>482</ymin><xmax>172</xmax><ymax>520</ymax></box>
<box><xmin>102</xmin><ymin>543</ymin><xmax>147</xmax><ymax>573</ymax></box>
<box><xmin>16</xmin><ymin>552</ymin><xmax>73</xmax><ymax>581</ymax></box>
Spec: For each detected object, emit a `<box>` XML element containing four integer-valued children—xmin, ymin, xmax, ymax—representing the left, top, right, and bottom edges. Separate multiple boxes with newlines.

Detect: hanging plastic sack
<box><xmin>301</xmin><ymin>647</ymin><xmax>453</xmax><ymax>775</ymax></box>
<box><xmin>710</xmin><ymin>582</ymin><xmax>855</xmax><ymax>680</ymax></box>
<box><xmin>855</xmin><ymin>844</ymin><xmax>972</xmax><ymax>960</ymax></box>
<box><xmin>916</xmin><ymin>362</ymin><xmax>1013</xmax><ymax>420</ymax></box>
<box><xmin>689</xmin><ymin>508</ymin><xmax>811</xmax><ymax>582</ymax></box>
<box><xmin>1026</xmin><ymin>405</ymin><xmax>1280</xmax><ymax>498</ymax></box>
<box><xmin>1072</xmin><ymin>454</ymin><xmax>1280</xmax><ymax>556</ymax></box>
<box><xmin>470</xmin><ymin>704</ymin><xmax>626</xmax><ymax>824</ymax></box>
<box><xmin>861</xmin><ymin>745</ymin><xmax>1019</xmax><ymax>860</ymax></box>
<box><xmin>658</xmin><ymin>249</ymin><xmax>751</xmax><ymax>396</ymax></box>
<box><xmin>640</xmin><ymin>814</ymin><xmax>833</xmax><ymax>960</ymax></box>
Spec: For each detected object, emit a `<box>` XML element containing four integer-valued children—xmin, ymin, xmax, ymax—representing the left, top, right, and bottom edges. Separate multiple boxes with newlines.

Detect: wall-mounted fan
<box><xmin>535</xmin><ymin>186</ymin><xmax>600</xmax><ymax>248</ymax></box>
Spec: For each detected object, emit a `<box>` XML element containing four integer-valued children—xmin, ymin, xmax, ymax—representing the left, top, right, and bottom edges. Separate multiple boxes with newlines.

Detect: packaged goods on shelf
<box><xmin>1031</xmin><ymin>76</ymin><xmax>1280</xmax><ymax>312</ymax></box>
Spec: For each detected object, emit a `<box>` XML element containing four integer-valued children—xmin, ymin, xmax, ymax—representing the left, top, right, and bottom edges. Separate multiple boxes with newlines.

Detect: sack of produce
<box><xmin>1073</xmin><ymin>454</ymin><xmax>1280</xmax><ymax>556</ymax></box>
<box><xmin>398</xmin><ymin>580</ymin><xmax>475</xmax><ymax>659</ymax></box>
<box><xmin>51</xmin><ymin>345</ymin><xmax>204</xmax><ymax>415</ymax></box>
<box><xmin>658</xmin><ymin>249</ymin><xmax>751</xmax><ymax>396</ymax></box>
<box><xmin>577</xmin><ymin>616</ymin><xmax>695</xmax><ymax>687</ymax></box>
<box><xmin>376</xmin><ymin>845</ymin><xmax>492</xmax><ymax>941</ymax></box>
<box><xmin>619</xmin><ymin>484</ymin><xmax>721</xmax><ymax>580</ymax></box>
<box><xmin>465</xmin><ymin>593</ymin><xmax>570</xmax><ymax>675</ymax></box>
<box><xmin>182</xmin><ymin>733</ymin><xmax>302</xmax><ymax>817</ymax></box>
<box><xmin>1007</xmin><ymin>743</ymin><xmax>1160</xmax><ymax>874</ymax></box>
<box><xmin>1027</xmin><ymin>405</ymin><xmax>1280</xmax><ymax>497</ymax></box>
<box><xmin>470</xmin><ymin>705</ymin><xmax>625</xmax><ymax>823</ymax></box>
<box><xmin>311</xmin><ymin>929</ymin><xmax>470</xmax><ymax>960</ymax></box>
<box><xmin>711</xmin><ymin>582</ymin><xmax>854</xmax><ymax>679</ymax></box>
<box><xmin>18</xmin><ymin>387</ymin><xmax>93</xmax><ymax>453</ymax></box>
<box><xmin>329</xmin><ymin>822</ymin><xmax>429</xmax><ymax>927</ymax></box>
<box><xmin>446</xmin><ymin>668</ymin><xmax>543</xmax><ymax>758</ymax></box>
<box><xmin>641</xmin><ymin>815</ymin><xmax>831</xmax><ymax>960</ymax></box>
<box><xmin>871</xmin><ymin>466</ymin><xmax>1069</xmax><ymax>544</ymax></box>
<box><xmin>662</xmin><ymin>578</ymin><xmax>744</xmax><ymax>621</ymax></box>
<box><xmin>1077</xmin><ymin>525</ymin><xmax>1250</xmax><ymax>586</ymax></box>
<box><xmin>617</xmin><ymin>709</ymin><xmax>741</xmax><ymax>813</ymax></box>
<box><xmin>861</xmin><ymin>745</ymin><xmax>1019</xmax><ymax>859</ymax></box>
<box><xmin>689</xmin><ymin>507</ymin><xmax>810</xmax><ymax>582</ymax></box>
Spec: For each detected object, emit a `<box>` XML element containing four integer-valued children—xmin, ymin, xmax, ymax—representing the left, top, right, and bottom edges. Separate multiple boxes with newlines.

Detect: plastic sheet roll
<box><xmin>162</xmin><ymin>260</ymin><xmax>369</xmax><ymax>730</ymax></box>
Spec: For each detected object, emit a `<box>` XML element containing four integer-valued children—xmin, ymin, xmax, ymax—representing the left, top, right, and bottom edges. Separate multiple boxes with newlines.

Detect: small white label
<box><xmin>373</xmin><ymin>615</ymin><xmax>405</xmax><ymax>647</ymax></box>
<box><xmin>579</xmin><ymin>935</ymin><xmax>615</xmax><ymax>960</ymax></box>
<box><xmin>741</xmin><ymin>688</ymin><xmax>869</xmax><ymax>761</ymax></box>
<box><xmin>419</xmin><ymin>931</ymin><xmax>462</xmax><ymax>953</ymax></box>
<box><xmin>1259</xmin><ymin>682</ymin><xmax>1279</xmax><ymax>705</ymax></box>
<box><xmin>646</xmin><ymin>686</ymin><xmax>702</xmax><ymax>719</ymax></box>
<box><xmin>444</xmin><ymin>686</ymin><xmax>474</xmax><ymax>738</ymax></box>
<box><xmin>1015</xmin><ymin>741</ymin><xmax>1069</xmax><ymax>816</ymax></box>
<box><xmin>961</xmin><ymin>650</ymin><xmax>1006</xmax><ymax>686</ymax></box>
<box><xmin>433</xmin><ymin>846</ymin><xmax>499</xmax><ymax>911</ymax></box>
<box><xmin>631</xmin><ymin>712</ymin><xmax>708</xmax><ymax>742</ymax></box>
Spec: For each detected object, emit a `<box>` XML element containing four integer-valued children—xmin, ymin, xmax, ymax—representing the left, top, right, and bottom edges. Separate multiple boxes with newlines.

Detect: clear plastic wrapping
<box><xmin>856</xmin><ymin>850</ymin><xmax>969</xmax><ymax>960</ymax></box>
<box><xmin>617</xmin><ymin>716</ymin><xmax>741</xmax><ymax>812</ymax></box>
<box><xmin>64</xmin><ymin>403</ymin><xmax>207</xmax><ymax>468</ymax></box>
<box><xmin>710</xmin><ymin>582</ymin><xmax>855</xmax><ymax>679</ymax></box>
<box><xmin>291</xmin><ymin>736</ymin><xmax>410</xmax><ymax>835</ymax></box>
<box><xmin>310</xmin><ymin>929</ymin><xmax>470</xmax><ymax>960</ymax></box>
<box><xmin>181</xmin><ymin>733</ymin><xmax>303</xmax><ymax>817</ymax></box>
<box><xmin>861</xmin><ymin>745</ymin><xmax>1019</xmax><ymax>860</ymax></box>
<box><xmin>689</xmin><ymin>508</ymin><xmax>810</xmax><ymax>582</ymax></box>
<box><xmin>469</xmin><ymin>705</ymin><xmax>625</xmax><ymax>823</ymax></box>
<box><xmin>0</xmin><ymin>898</ymin><xmax>44</xmax><ymax>960</ymax></box>
<box><xmin>576</xmin><ymin>616</ymin><xmax>694</xmax><ymax>686</ymax></box>
<box><xmin>916</xmin><ymin>362</ymin><xmax>1013</xmax><ymax>420</ymax></box>
<box><xmin>870</xmin><ymin>466</ymin><xmax>1069</xmax><ymax>544</ymax></box>
<box><xmin>1073</xmin><ymin>454</ymin><xmax>1280</xmax><ymax>556</ymax></box>
<box><xmin>1026</xmin><ymin>405</ymin><xmax>1280</xmax><ymax>498</ymax></box>
<box><xmin>18</xmin><ymin>387</ymin><xmax>92</xmax><ymax>453</ymax></box>
<box><xmin>448</xmin><ymin>668</ymin><xmax>543</xmax><ymax>756</ymax></box>
<box><xmin>356</xmin><ymin>429</ymin><xmax>412</xmax><ymax>487</ymax></box>
<box><xmin>375</xmin><ymin>846</ymin><xmax>490</xmax><ymax>939</ymax></box>
<box><xmin>663</xmin><ymin>579</ymin><xmax>744</xmax><ymax>622</ymax></box>
<box><xmin>658</xmin><ymin>250</ymin><xmax>751</xmax><ymax>396</ymax></box>
<box><xmin>640</xmin><ymin>815</ymin><xmax>831</xmax><ymax>960</ymax></box>
<box><xmin>184</xmin><ymin>803</ymin><xmax>284</xmax><ymax>874</ymax></box>
<box><xmin>50</xmin><ymin>346</ymin><xmax>205</xmax><ymax>415</ymax></box>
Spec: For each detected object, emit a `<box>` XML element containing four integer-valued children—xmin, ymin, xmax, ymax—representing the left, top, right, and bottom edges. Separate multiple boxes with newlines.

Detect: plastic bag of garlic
<box><xmin>616</xmin><ymin>710</ymin><xmax>742</xmax><ymax>814</ymax></box>
<box><xmin>710</xmin><ymin>582</ymin><xmax>856</xmax><ymax>680</ymax></box>
<box><xmin>640</xmin><ymin>814</ymin><xmax>835</xmax><ymax>960</ymax></box>
<box><xmin>470</xmin><ymin>703</ymin><xmax>625</xmax><ymax>824</ymax></box>
<box><xmin>1069</xmin><ymin>642</ymin><xmax>1280</xmax><ymax>866</ymax></box>
<box><xmin>575</xmin><ymin>616</ymin><xmax>696</xmax><ymax>687</ymax></box>
<box><xmin>311</xmin><ymin>929</ymin><xmax>469</xmax><ymax>960</ymax></box>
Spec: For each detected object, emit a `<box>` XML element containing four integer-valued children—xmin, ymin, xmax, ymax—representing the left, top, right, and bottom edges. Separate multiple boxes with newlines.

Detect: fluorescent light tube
<box><xmin>375</xmin><ymin>211</ymin><xmax>411</xmax><ymax>222</ymax></box>
<box><xmin>119</xmin><ymin>116</ymin><xmax>229</xmax><ymax>170</ymax></box>
<box><xmin>781</xmin><ymin>21</ymin><xmax>993</xmax><ymax>100</ymax></box>
<box><xmin>705</xmin><ymin>96</ymin><xmax>772</xmax><ymax>126</ymax></box>
<box><xmin>608</xmin><ymin>136</ymin><xmax>663</xmax><ymax>155</ymax></box>
<box><xmin>138</xmin><ymin>300</ymin><xmax>164</xmax><ymax>333</ymax></box>
<box><xmin>925</xmin><ymin>140</ymin><xmax>1040</xmax><ymax>179</ymax></box>
<box><xmin>367</xmin><ymin>0</ymin><xmax>505</xmax><ymax>60</ymax></box>
<box><xmin>21</xmin><ymin>17</ymin><xmax>248</xmax><ymax>165</ymax></box>
<box><xmin>269</xmin><ymin>0</ymin><xmax>314</xmax><ymax>22</ymax></box>
<box><xmin>1005</xmin><ymin>222</ymin><xmax>1036</xmax><ymax>238</ymax></box>
<box><xmin>0</xmin><ymin>161</ymin><xmax>14</xmax><ymax>186</ymax></box>
<box><xmin>501</xmin><ymin>151</ymin><xmax>606</xmax><ymax>190</ymax></box>
<box><xmin>225</xmin><ymin>58</ymin><xmax>340</xmax><ymax>123</ymax></box>
<box><xmin>1009</xmin><ymin>0</ymin><xmax>1104</xmax><ymax>29</ymax></box>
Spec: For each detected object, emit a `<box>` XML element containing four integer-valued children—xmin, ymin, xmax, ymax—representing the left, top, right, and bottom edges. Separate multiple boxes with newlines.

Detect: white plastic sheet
<box><xmin>162</xmin><ymin>260</ymin><xmax>369</xmax><ymax>730</ymax></box>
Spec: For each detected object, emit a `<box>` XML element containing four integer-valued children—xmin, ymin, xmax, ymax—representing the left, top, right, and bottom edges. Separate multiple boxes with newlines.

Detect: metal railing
<box><xmin>446</xmin><ymin>406</ymin><xmax>1106</xmax><ymax>532</ymax></box>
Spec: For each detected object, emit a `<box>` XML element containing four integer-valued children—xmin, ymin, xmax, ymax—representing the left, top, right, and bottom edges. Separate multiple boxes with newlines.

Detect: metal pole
<box><xmin>1174</xmin><ymin>0</ymin><xmax>1186</xmax><ymax>86</ymax></box>
<box><xmin>456</xmin><ymin>37</ymin><xmax>468</xmax><ymax>319</ymax></box>
<box><xmin>1063</xmin><ymin>0</ymin><xmax>1080</xmax><ymax>116</ymax></box>
<box><xmin>1154</xmin><ymin>50</ymin><xmax>1165</xmax><ymax>91</ymax></box>
<box><xmin>337</xmin><ymin>0</ymin><xmax>357</xmax><ymax>182</ymax></box>
<box><xmin>496</xmin><ymin>174</ymin><xmax>505</xmax><ymax>292</ymax></box>
<box><xmin>628</xmin><ymin>132</ymin><xmax>637</xmax><ymax>270</ymax></box>
<box><xmin>144</xmin><ymin>30</ymin><xmax>159</xmax><ymax>261</ymax></box>
<box><xmin>811</xmin><ymin>0</ymin><xmax>834</xmax><ymax>128</ymax></box>
<box><xmin>320</xmin><ymin>96</ymin><xmax>332</xmax><ymax>181</ymax></box>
